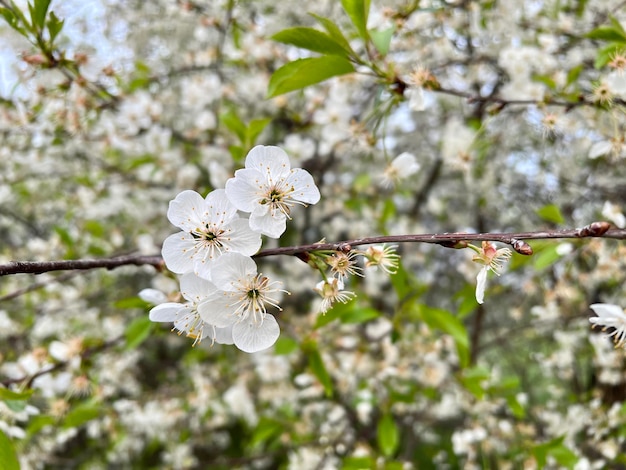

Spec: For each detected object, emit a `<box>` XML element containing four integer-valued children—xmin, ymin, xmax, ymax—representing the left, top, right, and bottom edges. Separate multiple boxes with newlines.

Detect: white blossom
<box><xmin>225</xmin><ymin>145</ymin><xmax>320</xmax><ymax>238</ymax></box>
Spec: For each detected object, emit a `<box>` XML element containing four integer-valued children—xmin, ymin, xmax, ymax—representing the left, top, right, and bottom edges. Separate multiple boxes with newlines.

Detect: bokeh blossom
<box><xmin>589</xmin><ymin>303</ymin><xmax>626</xmax><ymax>348</ymax></box>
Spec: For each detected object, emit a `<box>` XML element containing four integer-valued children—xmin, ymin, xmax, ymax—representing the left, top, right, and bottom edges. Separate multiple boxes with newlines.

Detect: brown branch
<box><xmin>0</xmin><ymin>222</ymin><xmax>623</xmax><ymax>276</ymax></box>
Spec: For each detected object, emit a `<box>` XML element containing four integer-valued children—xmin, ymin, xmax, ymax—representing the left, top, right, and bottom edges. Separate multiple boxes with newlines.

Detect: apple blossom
<box><xmin>589</xmin><ymin>303</ymin><xmax>626</xmax><ymax>348</ymax></box>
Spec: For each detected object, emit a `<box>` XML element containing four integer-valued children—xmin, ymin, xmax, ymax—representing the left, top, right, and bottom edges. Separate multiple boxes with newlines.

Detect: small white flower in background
<box><xmin>314</xmin><ymin>277</ymin><xmax>356</xmax><ymax>314</ymax></box>
<box><xmin>381</xmin><ymin>152</ymin><xmax>421</xmax><ymax>187</ymax></box>
<box><xmin>198</xmin><ymin>253</ymin><xmax>285</xmax><ymax>353</ymax></box>
<box><xmin>601</xmin><ymin>201</ymin><xmax>626</xmax><ymax>228</ymax></box>
<box><xmin>225</xmin><ymin>145</ymin><xmax>321</xmax><ymax>238</ymax></box>
<box><xmin>161</xmin><ymin>189</ymin><xmax>262</xmax><ymax>279</ymax></box>
<box><xmin>472</xmin><ymin>241</ymin><xmax>512</xmax><ymax>304</ymax></box>
<box><xmin>589</xmin><ymin>303</ymin><xmax>626</xmax><ymax>348</ymax></box>
<box><xmin>148</xmin><ymin>273</ymin><xmax>233</xmax><ymax>346</ymax></box>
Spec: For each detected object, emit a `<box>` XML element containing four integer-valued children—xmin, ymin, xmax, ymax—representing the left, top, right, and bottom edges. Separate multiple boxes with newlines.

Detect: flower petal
<box><xmin>223</xmin><ymin>218</ymin><xmax>263</xmax><ymax>255</ymax></box>
<box><xmin>475</xmin><ymin>267</ymin><xmax>487</xmax><ymax>304</ymax></box>
<box><xmin>197</xmin><ymin>293</ymin><xmax>237</xmax><ymax>328</ymax></box>
<box><xmin>167</xmin><ymin>190</ymin><xmax>207</xmax><ymax>231</ymax></box>
<box><xmin>210</xmin><ymin>253</ymin><xmax>258</xmax><ymax>291</ymax></box>
<box><xmin>232</xmin><ymin>314</ymin><xmax>280</xmax><ymax>353</ymax></box>
<box><xmin>225</xmin><ymin>168</ymin><xmax>263</xmax><ymax>213</ymax></box>
<box><xmin>213</xmin><ymin>325</ymin><xmax>234</xmax><ymax>345</ymax></box>
<box><xmin>285</xmin><ymin>168</ymin><xmax>321</xmax><ymax>204</ymax></box>
<box><xmin>138</xmin><ymin>288</ymin><xmax>167</xmax><ymax>305</ymax></box>
<box><xmin>245</xmin><ymin>145</ymin><xmax>292</xmax><ymax>179</ymax></box>
<box><xmin>149</xmin><ymin>302</ymin><xmax>183</xmax><ymax>322</ymax></box>
<box><xmin>161</xmin><ymin>232</ymin><xmax>196</xmax><ymax>274</ymax></box>
<box><xmin>179</xmin><ymin>273</ymin><xmax>214</xmax><ymax>302</ymax></box>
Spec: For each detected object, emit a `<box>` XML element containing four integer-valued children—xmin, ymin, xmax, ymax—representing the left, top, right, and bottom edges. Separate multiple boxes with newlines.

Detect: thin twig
<box><xmin>0</xmin><ymin>223</ymin><xmax>623</xmax><ymax>276</ymax></box>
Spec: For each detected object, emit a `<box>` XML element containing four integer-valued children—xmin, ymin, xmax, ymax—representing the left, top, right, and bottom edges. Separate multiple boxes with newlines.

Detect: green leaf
<box><xmin>306</xmin><ymin>343</ymin><xmax>333</xmax><ymax>397</ymax></box>
<box><xmin>274</xmin><ymin>336</ymin><xmax>298</xmax><ymax>355</ymax></box>
<box><xmin>31</xmin><ymin>0</ymin><xmax>52</xmax><ymax>30</ymax></box>
<box><xmin>377</xmin><ymin>413</ymin><xmax>399</xmax><ymax>457</ymax></box>
<box><xmin>341</xmin><ymin>0</ymin><xmax>371</xmax><ymax>40</ymax></box>
<box><xmin>341</xmin><ymin>306</ymin><xmax>380</xmax><ymax>324</ymax></box>
<box><xmin>341</xmin><ymin>456</ymin><xmax>375</xmax><ymax>469</ymax></box>
<box><xmin>585</xmin><ymin>26</ymin><xmax>626</xmax><ymax>42</ymax></box>
<box><xmin>595</xmin><ymin>42</ymin><xmax>625</xmax><ymax>68</ymax></box>
<box><xmin>0</xmin><ymin>7</ymin><xmax>27</xmax><ymax>36</ymax></box>
<box><xmin>533</xmin><ymin>244</ymin><xmax>562</xmax><ymax>270</ymax></box>
<box><xmin>114</xmin><ymin>296</ymin><xmax>149</xmax><ymax>309</ymax></box>
<box><xmin>221</xmin><ymin>109</ymin><xmax>247</xmax><ymax>142</ymax></box>
<box><xmin>0</xmin><ymin>388</ymin><xmax>33</xmax><ymax>401</ymax></box>
<box><xmin>124</xmin><ymin>316</ymin><xmax>153</xmax><ymax>350</ymax></box>
<box><xmin>267</xmin><ymin>56</ymin><xmax>355</xmax><ymax>98</ymax></box>
<box><xmin>0</xmin><ymin>429</ymin><xmax>20</xmax><ymax>470</ymax></box>
<box><xmin>459</xmin><ymin>366</ymin><xmax>490</xmax><ymax>399</ymax></box>
<box><xmin>310</xmin><ymin>13</ymin><xmax>355</xmax><ymax>54</ymax></box>
<box><xmin>271</xmin><ymin>27</ymin><xmax>350</xmax><ymax>56</ymax></box>
<box><xmin>565</xmin><ymin>64</ymin><xmax>583</xmax><ymax>87</ymax></box>
<box><xmin>46</xmin><ymin>11</ymin><xmax>64</xmax><ymax>44</ymax></box>
<box><xmin>62</xmin><ymin>401</ymin><xmax>100</xmax><ymax>429</ymax></box>
<box><xmin>370</xmin><ymin>25</ymin><xmax>395</xmax><ymax>56</ymax></box>
<box><xmin>246</xmin><ymin>117</ymin><xmax>272</xmax><ymax>146</ymax></box>
<box><xmin>420</xmin><ymin>305</ymin><xmax>470</xmax><ymax>368</ymax></box>
<box><xmin>536</xmin><ymin>204</ymin><xmax>565</xmax><ymax>224</ymax></box>
<box><xmin>532</xmin><ymin>436</ymin><xmax>578</xmax><ymax>470</ymax></box>
<box><xmin>250</xmin><ymin>417</ymin><xmax>284</xmax><ymax>449</ymax></box>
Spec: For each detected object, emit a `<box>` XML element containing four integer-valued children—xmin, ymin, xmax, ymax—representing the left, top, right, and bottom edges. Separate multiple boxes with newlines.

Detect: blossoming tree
<box><xmin>1</xmin><ymin>0</ymin><xmax>626</xmax><ymax>468</ymax></box>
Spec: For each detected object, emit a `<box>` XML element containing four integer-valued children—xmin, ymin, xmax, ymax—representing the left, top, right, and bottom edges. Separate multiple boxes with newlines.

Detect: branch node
<box><xmin>578</xmin><ymin>221</ymin><xmax>611</xmax><ymax>237</ymax></box>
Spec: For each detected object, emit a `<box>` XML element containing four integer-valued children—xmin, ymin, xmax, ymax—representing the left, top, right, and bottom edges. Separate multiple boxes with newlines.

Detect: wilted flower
<box><xmin>363</xmin><ymin>244</ymin><xmax>400</xmax><ymax>274</ymax></box>
<box><xmin>314</xmin><ymin>278</ymin><xmax>356</xmax><ymax>313</ymax></box>
<box><xmin>471</xmin><ymin>241</ymin><xmax>512</xmax><ymax>304</ymax></box>
<box><xmin>326</xmin><ymin>251</ymin><xmax>363</xmax><ymax>279</ymax></box>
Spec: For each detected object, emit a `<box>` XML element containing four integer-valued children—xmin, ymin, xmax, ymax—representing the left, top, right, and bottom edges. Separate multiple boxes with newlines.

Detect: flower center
<box><xmin>260</xmin><ymin>183</ymin><xmax>295</xmax><ymax>218</ymax></box>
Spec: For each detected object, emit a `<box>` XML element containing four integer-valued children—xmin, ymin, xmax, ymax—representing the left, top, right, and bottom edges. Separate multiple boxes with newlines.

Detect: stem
<box><xmin>0</xmin><ymin>223</ymin><xmax>623</xmax><ymax>276</ymax></box>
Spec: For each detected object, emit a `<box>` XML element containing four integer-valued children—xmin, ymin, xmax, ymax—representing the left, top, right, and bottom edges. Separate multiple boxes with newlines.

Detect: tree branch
<box><xmin>0</xmin><ymin>222</ymin><xmax>623</xmax><ymax>276</ymax></box>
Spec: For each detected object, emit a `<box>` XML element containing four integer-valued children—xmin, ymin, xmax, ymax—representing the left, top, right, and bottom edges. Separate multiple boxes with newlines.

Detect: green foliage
<box><xmin>0</xmin><ymin>429</ymin><xmax>20</xmax><ymax>470</ymax></box>
<box><xmin>340</xmin><ymin>0</ymin><xmax>371</xmax><ymax>41</ymax></box>
<box><xmin>303</xmin><ymin>340</ymin><xmax>333</xmax><ymax>397</ymax></box>
<box><xmin>267</xmin><ymin>56</ymin><xmax>355</xmax><ymax>98</ymax></box>
<box><xmin>125</xmin><ymin>316</ymin><xmax>154</xmax><ymax>350</ymax></box>
<box><xmin>271</xmin><ymin>27</ymin><xmax>351</xmax><ymax>56</ymax></box>
<box><xmin>221</xmin><ymin>109</ymin><xmax>272</xmax><ymax>160</ymax></box>
<box><xmin>586</xmin><ymin>15</ymin><xmax>626</xmax><ymax>67</ymax></box>
<box><xmin>315</xmin><ymin>299</ymin><xmax>380</xmax><ymax>328</ymax></box>
<box><xmin>535</xmin><ymin>204</ymin><xmax>565</xmax><ymax>225</ymax></box>
<box><xmin>62</xmin><ymin>400</ymin><xmax>101</xmax><ymax>429</ymax></box>
<box><xmin>531</xmin><ymin>435</ymin><xmax>578</xmax><ymax>469</ymax></box>
<box><xmin>377</xmin><ymin>412</ymin><xmax>399</xmax><ymax>457</ymax></box>
<box><xmin>370</xmin><ymin>25</ymin><xmax>395</xmax><ymax>56</ymax></box>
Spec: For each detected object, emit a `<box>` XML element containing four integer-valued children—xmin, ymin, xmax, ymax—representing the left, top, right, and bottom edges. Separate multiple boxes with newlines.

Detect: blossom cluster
<box><xmin>145</xmin><ymin>145</ymin><xmax>320</xmax><ymax>353</ymax></box>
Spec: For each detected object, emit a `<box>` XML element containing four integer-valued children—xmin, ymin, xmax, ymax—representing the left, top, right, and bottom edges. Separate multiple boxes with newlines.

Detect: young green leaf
<box><xmin>271</xmin><ymin>27</ymin><xmax>350</xmax><ymax>56</ymax></box>
<box><xmin>124</xmin><ymin>316</ymin><xmax>154</xmax><ymax>350</ymax></box>
<box><xmin>377</xmin><ymin>413</ymin><xmax>399</xmax><ymax>457</ymax></box>
<box><xmin>341</xmin><ymin>0</ymin><xmax>371</xmax><ymax>40</ymax></box>
<box><xmin>370</xmin><ymin>25</ymin><xmax>395</xmax><ymax>56</ymax></box>
<box><xmin>306</xmin><ymin>343</ymin><xmax>333</xmax><ymax>397</ymax></box>
<box><xmin>585</xmin><ymin>26</ymin><xmax>626</xmax><ymax>42</ymax></box>
<box><xmin>267</xmin><ymin>56</ymin><xmax>355</xmax><ymax>98</ymax></box>
<box><xmin>31</xmin><ymin>0</ymin><xmax>52</xmax><ymax>30</ymax></box>
<box><xmin>46</xmin><ymin>11</ymin><xmax>64</xmax><ymax>44</ymax></box>
<box><xmin>536</xmin><ymin>204</ymin><xmax>565</xmax><ymax>224</ymax></box>
<box><xmin>0</xmin><ymin>429</ymin><xmax>20</xmax><ymax>470</ymax></box>
<box><xmin>309</xmin><ymin>13</ymin><xmax>356</xmax><ymax>56</ymax></box>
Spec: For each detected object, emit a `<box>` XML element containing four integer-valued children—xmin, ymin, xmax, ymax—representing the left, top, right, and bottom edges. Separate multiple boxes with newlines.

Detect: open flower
<box><xmin>161</xmin><ymin>189</ymin><xmax>262</xmax><ymax>279</ymax></box>
<box><xmin>381</xmin><ymin>152</ymin><xmax>421</xmax><ymax>187</ymax></box>
<box><xmin>197</xmin><ymin>253</ymin><xmax>285</xmax><ymax>353</ymax></box>
<box><xmin>589</xmin><ymin>303</ymin><xmax>626</xmax><ymax>348</ymax></box>
<box><xmin>363</xmin><ymin>244</ymin><xmax>400</xmax><ymax>274</ymax></box>
<box><xmin>471</xmin><ymin>241</ymin><xmax>512</xmax><ymax>304</ymax></box>
<box><xmin>225</xmin><ymin>145</ymin><xmax>320</xmax><ymax>238</ymax></box>
<box><xmin>148</xmin><ymin>273</ymin><xmax>233</xmax><ymax>346</ymax></box>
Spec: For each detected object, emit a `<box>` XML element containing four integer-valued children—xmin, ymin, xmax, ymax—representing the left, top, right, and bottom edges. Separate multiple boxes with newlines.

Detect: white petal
<box><xmin>149</xmin><ymin>302</ymin><xmax>183</xmax><ymax>322</ymax></box>
<box><xmin>232</xmin><ymin>314</ymin><xmax>280</xmax><ymax>353</ymax></box>
<box><xmin>210</xmin><ymin>253</ymin><xmax>258</xmax><ymax>291</ymax></box>
<box><xmin>285</xmin><ymin>168</ymin><xmax>321</xmax><ymax>204</ymax></box>
<box><xmin>213</xmin><ymin>325</ymin><xmax>234</xmax><ymax>345</ymax></box>
<box><xmin>161</xmin><ymin>232</ymin><xmax>196</xmax><ymax>274</ymax></box>
<box><xmin>225</xmin><ymin>169</ymin><xmax>263</xmax><ymax>213</ymax></box>
<box><xmin>249</xmin><ymin>212</ymin><xmax>287</xmax><ymax>238</ymax></box>
<box><xmin>197</xmin><ymin>293</ymin><xmax>237</xmax><ymax>328</ymax></box>
<box><xmin>167</xmin><ymin>190</ymin><xmax>207</xmax><ymax>231</ymax></box>
<box><xmin>589</xmin><ymin>303</ymin><xmax>626</xmax><ymax>322</ymax></box>
<box><xmin>475</xmin><ymin>267</ymin><xmax>488</xmax><ymax>304</ymax></box>
<box><xmin>138</xmin><ymin>288</ymin><xmax>167</xmax><ymax>305</ymax></box>
<box><xmin>205</xmin><ymin>188</ymin><xmax>238</xmax><ymax>223</ymax></box>
<box><xmin>245</xmin><ymin>145</ymin><xmax>292</xmax><ymax>178</ymax></box>
<box><xmin>179</xmin><ymin>273</ymin><xmax>214</xmax><ymax>302</ymax></box>
<box><xmin>589</xmin><ymin>141</ymin><xmax>612</xmax><ymax>159</ymax></box>
<box><xmin>222</xmin><ymin>218</ymin><xmax>263</xmax><ymax>255</ymax></box>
